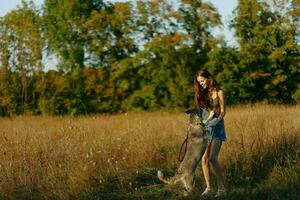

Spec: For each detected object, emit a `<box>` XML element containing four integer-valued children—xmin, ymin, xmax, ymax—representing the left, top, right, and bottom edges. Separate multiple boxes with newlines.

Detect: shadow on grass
<box><xmin>1</xmin><ymin>185</ymin><xmax>43</xmax><ymax>200</ymax></box>
<box><xmin>77</xmin><ymin>134</ymin><xmax>299</xmax><ymax>200</ymax></box>
<box><xmin>124</xmin><ymin>182</ymin><xmax>300</xmax><ymax>200</ymax></box>
<box><xmin>74</xmin><ymin>162</ymin><xmax>299</xmax><ymax>200</ymax></box>
<box><xmin>225</xmin><ymin>133</ymin><xmax>299</xmax><ymax>188</ymax></box>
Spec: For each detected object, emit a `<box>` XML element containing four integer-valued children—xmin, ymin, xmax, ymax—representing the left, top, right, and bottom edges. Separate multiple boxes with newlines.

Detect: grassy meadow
<box><xmin>0</xmin><ymin>104</ymin><xmax>299</xmax><ymax>200</ymax></box>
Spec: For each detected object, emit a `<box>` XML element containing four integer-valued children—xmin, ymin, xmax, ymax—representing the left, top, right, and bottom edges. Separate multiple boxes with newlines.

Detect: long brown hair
<box><xmin>194</xmin><ymin>69</ymin><xmax>219</xmax><ymax>108</ymax></box>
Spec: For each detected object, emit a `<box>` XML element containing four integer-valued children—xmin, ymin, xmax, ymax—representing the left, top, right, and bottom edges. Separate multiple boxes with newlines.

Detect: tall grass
<box><xmin>0</xmin><ymin>105</ymin><xmax>299</xmax><ymax>199</ymax></box>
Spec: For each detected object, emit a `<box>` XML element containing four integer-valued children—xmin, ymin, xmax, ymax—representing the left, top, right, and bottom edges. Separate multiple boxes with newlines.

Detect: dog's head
<box><xmin>185</xmin><ymin>108</ymin><xmax>205</xmax><ymax>125</ymax></box>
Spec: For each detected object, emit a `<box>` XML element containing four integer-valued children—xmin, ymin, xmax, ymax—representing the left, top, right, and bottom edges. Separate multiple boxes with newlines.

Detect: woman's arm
<box><xmin>217</xmin><ymin>89</ymin><xmax>226</xmax><ymax>119</ymax></box>
<box><xmin>203</xmin><ymin>110</ymin><xmax>215</xmax><ymax>124</ymax></box>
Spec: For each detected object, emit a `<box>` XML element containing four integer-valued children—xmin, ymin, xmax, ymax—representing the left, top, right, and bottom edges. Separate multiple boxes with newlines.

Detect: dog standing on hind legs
<box><xmin>157</xmin><ymin>108</ymin><xmax>212</xmax><ymax>194</ymax></box>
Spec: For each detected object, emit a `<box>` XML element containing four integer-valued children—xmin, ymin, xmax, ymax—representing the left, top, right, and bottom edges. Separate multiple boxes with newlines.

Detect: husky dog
<box><xmin>157</xmin><ymin>108</ymin><xmax>212</xmax><ymax>194</ymax></box>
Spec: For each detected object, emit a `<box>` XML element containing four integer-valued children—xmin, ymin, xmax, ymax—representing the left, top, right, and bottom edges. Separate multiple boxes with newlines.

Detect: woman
<box><xmin>194</xmin><ymin>69</ymin><xmax>227</xmax><ymax>197</ymax></box>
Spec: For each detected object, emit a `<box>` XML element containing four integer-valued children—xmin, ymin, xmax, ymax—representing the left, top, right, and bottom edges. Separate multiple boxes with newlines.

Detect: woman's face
<box><xmin>197</xmin><ymin>76</ymin><xmax>208</xmax><ymax>89</ymax></box>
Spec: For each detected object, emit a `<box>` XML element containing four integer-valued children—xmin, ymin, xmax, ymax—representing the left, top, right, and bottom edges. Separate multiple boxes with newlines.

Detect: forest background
<box><xmin>0</xmin><ymin>0</ymin><xmax>299</xmax><ymax>116</ymax></box>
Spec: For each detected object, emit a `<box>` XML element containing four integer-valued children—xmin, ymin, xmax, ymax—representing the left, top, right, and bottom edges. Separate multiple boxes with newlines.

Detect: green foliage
<box><xmin>292</xmin><ymin>86</ymin><xmax>300</xmax><ymax>103</ymax></box>
<box><xmin>43</xmin><ymin>0</ymin><xmax>108</xmax><ymax>71</ymax></box>
<box><xmin>113</xmin><ymin>34</ymin><xmax>197</xmax><ymax>111</ymax></box>
<box><xmin>35</xmin><ymin>70</ymin><xmax>70</xmax><ymax>115</ymax></box>
<box><xmin>83</xmin><ymin>1</ymin><xmax>137</xmax><ymax>68</ymax></box>
<box><xmin>204</xmin><ymin>44</ymin><xmax>244</xmax><ymax>104</ymax></box>
<box><xmin>0</xmin><ymin>68</ymin><xmax>17</xmax><ymax>116</ymax></box>
<box><xmin>38</xmin><ymin>97</ymin><xmax>56</xmax><ymax>116</ymax></box>
<box><xmin>0</xmin><ymin>0</ymin><xmax>299</xmax><ymax>115</ymax></box>
<box><xmin>0</xmin><ymin>0</ymin><xmax>44</xmax><ymax>115</ymax></box>
<box><xmin>229</xmin><ymin>0</ymin><xmax>300</xmax><ymax>103</ymax></box>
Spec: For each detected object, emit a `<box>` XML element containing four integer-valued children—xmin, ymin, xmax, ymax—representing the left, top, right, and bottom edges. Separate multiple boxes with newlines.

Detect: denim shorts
<box><xmin>207</xmin><ymin>119</ymin><xmax>227</xmax><ymax>141</ymax></box>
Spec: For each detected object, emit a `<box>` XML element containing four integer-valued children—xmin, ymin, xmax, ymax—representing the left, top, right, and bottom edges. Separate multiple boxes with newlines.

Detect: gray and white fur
<box><xmin>157</xmin><ymin>108</ymin><xmax>210</xmax><ymax>194</ymax></box>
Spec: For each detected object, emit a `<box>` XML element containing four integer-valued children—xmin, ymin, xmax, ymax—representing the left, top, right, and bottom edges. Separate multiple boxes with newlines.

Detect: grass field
<box><xmin>0</xmin><ymin>104</ymin><xmax>299</xmax><ymax>200</ymax></box>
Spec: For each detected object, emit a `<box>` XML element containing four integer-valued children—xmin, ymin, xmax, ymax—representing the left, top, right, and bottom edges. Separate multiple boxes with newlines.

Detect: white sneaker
<box><xmin>215</xmin><ymin>188</ymin><xmax>226</xmax><ymax>197</ymax></box>
<box><xmin>201</xmin><ymin>187</ymin><xmax>213</xmax><ymax>196</ymax></box>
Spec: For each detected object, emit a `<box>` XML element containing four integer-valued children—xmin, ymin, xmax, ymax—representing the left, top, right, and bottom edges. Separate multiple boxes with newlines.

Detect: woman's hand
<box><xmin>203</xmin><ymin>110</ymin><xmax>215</xmax><ymax>124</ymax></box>
<box><xmin>205</xmin><ymin>117</ymin><xmax>220</xmax><ymax>127</ymax></box>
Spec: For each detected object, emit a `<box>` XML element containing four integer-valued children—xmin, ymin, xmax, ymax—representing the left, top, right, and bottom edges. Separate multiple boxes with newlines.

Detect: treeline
<box><xmin>0</xmin><ymin>0</ymin><xmax>299</xmax><ymax>116</ymax></box>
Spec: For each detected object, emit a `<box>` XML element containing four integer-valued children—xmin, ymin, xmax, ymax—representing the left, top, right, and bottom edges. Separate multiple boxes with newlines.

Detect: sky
<box><xmin>0</xmin><ymin>0</ymin><xmax>238</xmax><ymax>69</ymax></box>
<box><xmin>0</xmin><ymin>0</ymin><xmax>44</xmax><ymax>16</ymax></box>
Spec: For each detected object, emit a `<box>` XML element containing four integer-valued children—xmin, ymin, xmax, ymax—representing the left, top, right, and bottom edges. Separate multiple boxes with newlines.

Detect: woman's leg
<box><xmin>209</xmin><ymin>140</ymin><xmax>225</xmax><ymax>189</ymax></box>
<box><xmin>201</xmin><ymin>142</ymin><xmax>212</xmax><ymax>189</ymax></box>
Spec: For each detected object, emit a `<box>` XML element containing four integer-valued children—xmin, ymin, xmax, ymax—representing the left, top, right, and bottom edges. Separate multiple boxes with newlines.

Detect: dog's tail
<box><xmin>157</xmin><ymin>170</ymin><xmax>182</xmax><ymax>185</ymax></box>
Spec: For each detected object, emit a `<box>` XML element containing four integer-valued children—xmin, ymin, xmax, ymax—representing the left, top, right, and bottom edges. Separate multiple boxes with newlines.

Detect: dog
<box><xmin>157</xmin><ymin>108</ymin><xmax>211</xmax><ymax>194</ymax></box>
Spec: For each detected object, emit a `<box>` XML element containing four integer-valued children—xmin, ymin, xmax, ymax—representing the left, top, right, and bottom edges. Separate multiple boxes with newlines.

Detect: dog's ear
<box><xmin>185</xmin><ymin>109</ymin><xmax>193</xmax><ymax>114</ymax></box>
<box><xmin>185</xmin><ymin>108</ymin><xmax>197</xmax><ymax>115</ymax></box>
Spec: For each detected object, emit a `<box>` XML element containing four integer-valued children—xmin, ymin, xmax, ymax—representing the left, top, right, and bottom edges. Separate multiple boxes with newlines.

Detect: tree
<box><xmin>43</xmin><ymin>0</ymin><xmax>107</xmax><ymax>71</ymax></box>
<box><xmin>0</xmin><ymin>0</ymin><xmax>44</xmax><ymax>114</ymax></box>
<box><xmin>178</xmin><ymin>0</ymin><xmax>222</xmax><ymax>71</ymax></box>
<box><xmin>204</xmin><ymin>42</ymin><xmax>243</xmax><ymax>104</ymax></box>
<box><xmin>83</xmin><ymin>1</ymin><xmax>137</xmax><ymax>68</ymax></box>
<box><xmin>230</xmin><ymin>0</ymin><xmax>300</xmax><ymax>103</ymax></box>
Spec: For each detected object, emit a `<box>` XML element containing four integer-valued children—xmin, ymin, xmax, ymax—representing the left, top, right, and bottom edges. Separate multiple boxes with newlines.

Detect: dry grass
<box><xmin>0</xmin><ymin>104</ymin><xmax>299</xmax><ymax>199</ymax></box>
